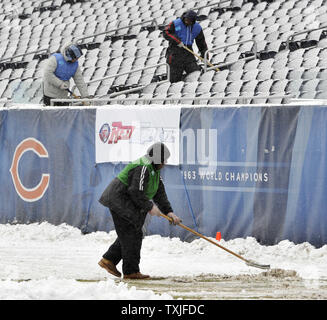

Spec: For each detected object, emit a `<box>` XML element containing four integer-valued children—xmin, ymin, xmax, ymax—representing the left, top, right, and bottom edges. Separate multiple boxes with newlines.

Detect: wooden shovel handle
<box><xmin>182</xmin><ymin>46</ymin><xmax>220</xmax><ymax>72</ymax></box>
<box><xmin>159</xmin><ymin>213</ymin><xmax>247</xmax><ymax>262</ymax></box>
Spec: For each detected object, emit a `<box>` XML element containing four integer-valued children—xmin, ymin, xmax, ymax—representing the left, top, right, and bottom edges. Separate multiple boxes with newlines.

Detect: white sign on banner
<box><xmin>95</xmin><ymin>106</ymin><xmax>181</xmax><ymax>165</ymax></box>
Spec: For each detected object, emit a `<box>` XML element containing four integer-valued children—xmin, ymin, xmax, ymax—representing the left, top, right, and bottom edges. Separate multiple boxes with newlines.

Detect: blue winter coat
<box><xmin>173</xmin><ymin>18</ymin><xmax>202</xmax><ymax>46</ymax></box>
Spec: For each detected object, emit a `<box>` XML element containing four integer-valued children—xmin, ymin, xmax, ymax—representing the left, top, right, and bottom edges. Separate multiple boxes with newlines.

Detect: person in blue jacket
<box><xmin>43</xmin><ymin>42</ymin><xmax>89</xmax><ymax>106</ymax></box>
<box><xmin>163</xmin><ymin>10</ymin><xmax>209</xmax><ymax>83</ymax></box>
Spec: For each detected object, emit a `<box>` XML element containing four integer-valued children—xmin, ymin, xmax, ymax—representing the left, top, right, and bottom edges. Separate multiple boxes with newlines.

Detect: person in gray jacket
<box><xmin>43</xmin><ymin>42</ymin><xmax>89</xmax><ymax>106</ymax></box>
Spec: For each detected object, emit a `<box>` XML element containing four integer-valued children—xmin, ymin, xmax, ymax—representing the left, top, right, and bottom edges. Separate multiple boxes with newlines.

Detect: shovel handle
<box><xmin>159</xmin><ymin>212</ymin><xmax>247</xmax><ymax>263</ymax></box>
<box><xmin>66</xmin><ymin>89</ymin><xmax>79</xmax><ymax>99</ymax></box>
<box><xmin>159</xmin><ymin>213</ymin><xmax>270</xmax><ymax>270</ymax></box>
<box><xmin>66</xmin><ymin>89</ymin><xmax>90</xmax><ymax>106</ymax></box>
<box><xmin>182</xmin><ymin>46</ymin><xmax>220</xmax><ymax>72</ymax></box>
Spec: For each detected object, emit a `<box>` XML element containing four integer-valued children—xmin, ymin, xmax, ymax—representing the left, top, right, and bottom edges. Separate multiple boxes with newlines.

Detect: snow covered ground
<box><xmin>0</xmin><ymin>221</ymin><xmax>327</xmax><ymax>300</ymax></box>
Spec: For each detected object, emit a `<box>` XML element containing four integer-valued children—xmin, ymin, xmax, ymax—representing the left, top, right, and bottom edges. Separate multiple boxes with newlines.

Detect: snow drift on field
<box><xmin>0</xmin><ymin>222</ymin><xmax>326</xmax><ymax>299</ymax></box>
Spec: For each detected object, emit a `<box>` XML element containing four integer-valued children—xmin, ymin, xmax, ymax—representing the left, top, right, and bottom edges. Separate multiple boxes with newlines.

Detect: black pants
<box><xmin>166</xmin><ymin>47</ymin><xmax>200</xmax><ymax>83</ymax></box>
<box><xmin>43</xmin><ymin>95</ymin><xmax>67</xmax><ymax>106</ymax></box>
<box><xmin>103</xmin><ymin>210</ymin><xmax>145</xmax><ymax>275</ymax></box>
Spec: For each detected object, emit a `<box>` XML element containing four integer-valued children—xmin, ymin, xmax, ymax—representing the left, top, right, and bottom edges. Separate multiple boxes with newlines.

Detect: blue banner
<box><xmin>1</xmin><ymin>106</ymin><xmax>327</xmax><ymax>247</ymax></box>
<box><xmin>0</xmin><ymin>109</ymin><xmax>107</xmax><ymax>231</ymax></box>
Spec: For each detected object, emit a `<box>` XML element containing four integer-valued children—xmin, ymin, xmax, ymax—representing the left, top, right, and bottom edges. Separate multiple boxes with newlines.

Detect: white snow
<box><xmin>0</xmin><ymin>221</ymin><xmax>327</xmax><ymax>299</ymax></box>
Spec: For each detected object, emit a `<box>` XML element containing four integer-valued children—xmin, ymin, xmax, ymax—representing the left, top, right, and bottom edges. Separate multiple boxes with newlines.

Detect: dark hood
<box><xmin>181</xmin><ymin>10</ymin><xmax>198</xmax><ymax>24</ymax></box>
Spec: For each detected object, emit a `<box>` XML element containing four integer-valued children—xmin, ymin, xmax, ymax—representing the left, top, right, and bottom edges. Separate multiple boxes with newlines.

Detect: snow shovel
<box><xmin>159</xmin><ymin>212</ymin><xmax>270</xmax><ymax>270</ymax></box>
<box><xmin>66</xmin><ymin>89</ymin><xmax>89</xmax><ymax>106</ymax></box>
<box><xmin>181</xmin><ymin>45</ymin><xmax>220</xmax><ymax>72</ymax></box>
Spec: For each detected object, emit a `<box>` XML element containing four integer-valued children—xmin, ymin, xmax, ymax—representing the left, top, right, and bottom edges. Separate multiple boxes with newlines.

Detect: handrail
<box><xmin>286</xmin><ymin>24</ymin><xmax>327</xmax><ymax>49</ymax></box>
<box><xmin>87</xmin><ymin>63</ymin><xmax>169</xmax><ymax>85</ymax></box>
<box><xmin>203</xmin><ymin>39</ymin><xmax>257</xmax><ymax>72</ymax></box>
<box><xmin>0</xmin><ymin>48</ymin><xmax>49</xmax><ymax>63</ymax></box>
<box><xmin>73</xmin><ymin>62</ymin><xmax>170</xmax><ymax>96</ymax></box>
<box><xmin>75</xmin><ymin>19</ymin><xmax>159</xmax><ymax>44</ymax></box>
<box><xmin>50</xmin><ymin>94</ymin><xmax>293</xmax><ymax>106</ymax></box>
<box><xmin>194</xmin><ymin>0</ymin><xmax>233</xmax><ymax>11</ymax></box>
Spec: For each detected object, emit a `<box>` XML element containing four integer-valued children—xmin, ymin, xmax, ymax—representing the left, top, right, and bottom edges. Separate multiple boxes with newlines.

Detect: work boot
<box><xmin>124</xmin><ymin>272</ymin><xmax>150</xmax><ymax>280</ymax></box>
<box><xmin>98</xmin><ymin>258</ymin><xmax>121</xmax><ymax>278</ymax></box>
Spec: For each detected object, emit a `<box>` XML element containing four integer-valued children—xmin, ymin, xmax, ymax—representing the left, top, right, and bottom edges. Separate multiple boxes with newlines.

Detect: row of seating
<box><xmin>1</xmin><ymin>0</ymin><xmax>327</xmax><ymax>106</ymax></box>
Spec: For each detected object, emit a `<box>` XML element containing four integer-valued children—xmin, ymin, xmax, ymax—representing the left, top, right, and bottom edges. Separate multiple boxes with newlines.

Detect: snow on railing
<box><xmin>50</xmin><ymin>94</ymin><xmax>294</xmax><ymax>106</ymax></box>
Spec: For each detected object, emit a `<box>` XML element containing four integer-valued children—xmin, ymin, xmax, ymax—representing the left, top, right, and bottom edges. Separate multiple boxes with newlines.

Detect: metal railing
<box><xmin>72</xmin><ymin>62</ymin><xmax>170</xmax><ymax>98</ymax></box>
<box><xmin>75</xmin><ymin>19</ymin><xmax>159</xmax><ymax>44</ymax></box>
<box><xmin>286</xmin><ymin>24</ymin><xmax>327</xmax><ymax>49</ymax></box>
<box><xmin>203</xmin><ymin>39</ymin><xmax>257</xmax><ymax>72</ymax></box>
<box><xmin>50</xmin><ymin>94</ymin><xmax>293</xmax><ymax>106</ymax></box>
<box><xmin>194</xmin><ymin>0</ymin><xmax>233</xmax><ymax>12</ymax></box>
<box><xmin>0</xmin><ymin>48</ymin><xmax>49</xmax><ymax>63</ymax></box>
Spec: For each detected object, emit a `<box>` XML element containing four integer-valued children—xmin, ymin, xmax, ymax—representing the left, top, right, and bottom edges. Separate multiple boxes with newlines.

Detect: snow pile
<box><xmin>0</xmin><ymin>278</ymin><xmax>172</xmax><ymax>300</ymax></box>
<box><xmin>0</xmin><ymin>222</ymin><xmax>327</xmax><ymax>299</ymax></box>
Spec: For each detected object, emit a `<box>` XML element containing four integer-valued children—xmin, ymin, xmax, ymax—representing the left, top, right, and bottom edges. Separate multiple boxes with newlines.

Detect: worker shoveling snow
<box><xmin>0</xmin><ymin>222</ymin><xmax>327</xmax><ymax>299</ymax></box>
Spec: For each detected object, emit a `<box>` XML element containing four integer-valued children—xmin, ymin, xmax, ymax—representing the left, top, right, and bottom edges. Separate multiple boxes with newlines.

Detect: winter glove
<box><xmin>81</xmin><ymin>96</ymin><xmax>93</xmax><ymax>106</ymax></box>
<box><xmin>149</xmin><ymin>204</ymin><xmax>161</xmax><ymax>217</ymax></box>
<box><xmin>60</xmin><ymin>83</ymin><xmax>69</xmax><ymax>90</ymax></box>
<box><xmin>167</xmin><ymin>212</ymin><xmax>182</xmax><ymax>225</ymax></box>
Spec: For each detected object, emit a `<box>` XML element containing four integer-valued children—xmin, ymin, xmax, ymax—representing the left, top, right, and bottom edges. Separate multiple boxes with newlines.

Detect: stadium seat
<box><xmin>225</xmin><ymin>80</ymin><xmax>242</xmax><ymax>94</ymax></box>
<box><xmin>315</xmin><ymin>90</ymin><xmax>327</xmax><ymax>99</ymax></box>
<box><xmin>182</xmin><ymin>82</ymin><xmax>198</xmax><ymax>95</ymax></box>
<box><xmin>256</xmin><ymin>79</ymin><xmax>274</xmax><ymax>94</ymax></box>
<box><xmin>317</xmin><ymin>68</ymin><xmax>327</xmax><ymax>80</ymax></box>
<box><xmin>286</xmin><ymin>79</ymin><xmax>303</xmax><ymax>95</ymax></box>
<box><xmin>270</xmin><ymin>79</ymin><xmax>288</xmax><ymax>94</ymax></box>
<box><xmin>272</xmin><ymin>68</ymin><xmax>289</xmax><ymax>80</ymax></box>
<box><xmin>242</xmin><ymin>69</ymin><xmax>258</xmax><ymax>81</ymax></box>
<box><xmin>167</xmin><ymin>81</ymin><xmax>184</xmax><ymax>94</ymax></box>
<box><xmin>199</xmin><ymin>70</ymin><xmax>215</xmax><ymax>82</ymax></box>
<box><xmin>302</xmin><ymin>67</ymin><xmax>320</xmax><ymax>80</ymax></box>
<box><xmin>211</xmin><ymin>80</ymin><xmax>228</xmax><ymax>93</ymax></box>
<box><xmin>241</xmin><ymin>80</ymin><xmax>258</xmax><ymax>95</ymax></box>
<box><xmin>316</xmin><ymin>79</ymin><xmax>327</xmax><ymax>92</ymax></box>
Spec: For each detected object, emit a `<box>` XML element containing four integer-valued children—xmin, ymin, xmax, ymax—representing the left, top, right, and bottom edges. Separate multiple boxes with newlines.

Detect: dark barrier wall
<box><xmin>1</xmin><ymin>106</ymin><xmax>327</xmax><ymax>247</ymax></box>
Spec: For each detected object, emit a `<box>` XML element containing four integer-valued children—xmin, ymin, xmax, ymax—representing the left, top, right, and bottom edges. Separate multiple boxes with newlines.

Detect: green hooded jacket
<box><xmin>117</xmin><ymin>156</ymin><xmax>160</xmax><ymax>200</ymax></box>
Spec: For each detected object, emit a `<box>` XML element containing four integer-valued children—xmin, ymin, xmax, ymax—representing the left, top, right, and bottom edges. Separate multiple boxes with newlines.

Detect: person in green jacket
<box><xmin>98</xmin><ymin>142</ymin><xmax>181</xmax><ymax>280</ymax></box>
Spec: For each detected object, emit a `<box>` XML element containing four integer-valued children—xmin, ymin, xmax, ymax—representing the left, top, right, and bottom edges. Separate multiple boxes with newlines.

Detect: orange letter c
<box><xmin>10</xmin><ymin>138</ymin><xmax>50</xmax><ymax>202</ymax></box>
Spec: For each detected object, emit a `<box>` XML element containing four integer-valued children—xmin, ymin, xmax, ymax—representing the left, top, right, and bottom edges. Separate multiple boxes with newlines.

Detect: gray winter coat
<box><xmin>43</xmin><ymin>42</ymin><xmax>89</xmax><ymax>99</ymax></box>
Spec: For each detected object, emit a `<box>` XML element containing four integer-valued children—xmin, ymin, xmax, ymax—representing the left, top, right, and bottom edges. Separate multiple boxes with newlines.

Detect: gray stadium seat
<box><xmin>256</xmin><ymin>79</ymin><xmax>274</xmax><ymax>94</ymax></box>
<box><xmin>241</xmin><ymin>80</ymin><xmax>258</xmax><ymax>95</ymax></box>
<box><xmin>316</xmin><ymin>79</ymin><xmax>327</xmax><ymax>91</ymax></box>
<box><xmin>301</xmin><ymin>79</ymin><xmax>320</xmax><ymax>92</ymax></box>
<box><xmin>302</xmin><ymin>67</ymin><xmax>320</xmax><ymax>79</ymax></box>
<box><xmin>315</xmin><ymin>91</ymin><xmax>327</xmax><ymax>99</ymax></box>
<box><xmin>272</xmin><ymin>68</ymin><xmax>289</xmax><ymax>80</ymax></box>
<box><xmin>286</xmin><ymin>80</ymin><xmax>303</xmax><ymax>95</ymax></box>
<box><xmin>270</xmin><ymin>79</ymin><xmax>288</xmax><ymax>94</ymax></box>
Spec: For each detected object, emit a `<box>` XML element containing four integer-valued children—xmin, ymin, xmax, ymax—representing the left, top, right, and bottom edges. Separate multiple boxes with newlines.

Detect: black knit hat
<box><xmin>146</xmin><ymin>142</ymin><xmax>171</xmax><ymax>165</ymax></box>
<box><xmin>182</xmin><ymin>10</ymin><xmax>198</xmax><ymax>24</ymax></box>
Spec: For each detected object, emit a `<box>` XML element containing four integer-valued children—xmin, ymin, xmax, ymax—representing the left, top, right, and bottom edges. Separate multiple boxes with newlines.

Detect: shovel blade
<box><xmin>246</xmin><ymin>260</ymin><xmax>271</xmax><ymax>270</ymax></box>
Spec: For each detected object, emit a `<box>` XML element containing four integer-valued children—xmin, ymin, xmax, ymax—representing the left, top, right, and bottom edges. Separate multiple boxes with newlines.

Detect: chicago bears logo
<box><xmin>99</xmin><ymin>123</ymin><xmax>111</xmax><ymax>143</ymax></box>
<box><xmin>10</xmin><ymin>138</ymin><xmax>50</xmax><ymax>202</ymax></box>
